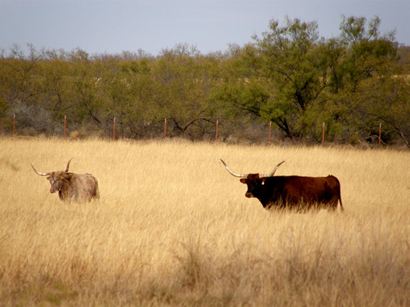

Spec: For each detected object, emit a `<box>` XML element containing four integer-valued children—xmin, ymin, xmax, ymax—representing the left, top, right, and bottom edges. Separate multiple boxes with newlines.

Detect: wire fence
<box><xmin>1</xmin><ymin>113</ymin><xmax>385</xmax><ymax>146</ymax></box>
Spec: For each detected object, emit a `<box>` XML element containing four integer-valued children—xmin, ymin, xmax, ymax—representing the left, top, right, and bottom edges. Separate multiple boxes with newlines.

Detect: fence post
<box><xmin>321</xmin><ymin>122</ymin><xmax>325</xmax><ymax>145</ymax></box>
<box><xmin>12</xmin><ymin>114</ymin><xmax>16</xmax><ymax>137</ymax></box>
<box><xmin>112</xmin><ymin>117</ymin><xmax>117</xmax><ymax>140</ymax></box>
<box><xmin>268</xmin><ymin>121</ymin><xmax>272</xmax><ymax>144</ymax></box>
<box><xmin>215</xmin><ymin>119</ymin><xmax>220</xmax><ymax>142</ymax></box>
<box><xmin>163</xmin><ymin>118</ymin><xmax>168</xmax><ymax>138</ymax></box>
<box><xmin>378</xmin><ymin>122</ymin><xmax>382</xmax><ymax>145</ymax></box>
<box><xmin>64</xmin><ymin>115</ymin><xmax>68</xmax><ymax>138</ymax></box>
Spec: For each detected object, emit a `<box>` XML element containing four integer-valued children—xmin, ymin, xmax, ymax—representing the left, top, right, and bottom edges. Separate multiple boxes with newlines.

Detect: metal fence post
<box><xmin>112</xmin><ymin>117</ymin><xmax>117</xmax><ymax>140</ymax></box>
<box><xmin>64</xmin><ymin>115</ymin><xmax>68</xmax><ymax>138</ymax></box>
<box><xmin>163</xmin><ymin>118</ymin><xmax>168</xmax><ymax>138</ymax></box>
<box><xmin>215</xmin><ymin>119</ymin><xmax>219</xmax><ymax>142</ymax></box>
<box><xmin>378</xmin><ymin>122</ymin><xmax>382</xmax><ymax>145</ymax></box>
<box><xmin>321</xmin><ymin>122</ymin><xmax>325</xmax><ymax>145</ymax></box>
<box><xmin>12</xmin><ymin>114</ymin><xmax>16</xmax><ymax>136</ymax></box>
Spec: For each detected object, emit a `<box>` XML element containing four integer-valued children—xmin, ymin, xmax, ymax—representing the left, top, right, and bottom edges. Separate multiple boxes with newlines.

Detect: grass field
<box><xmin>0</xmin><ymin>137</ymin><xmax>409</xmax><ymax>306</ymax></box>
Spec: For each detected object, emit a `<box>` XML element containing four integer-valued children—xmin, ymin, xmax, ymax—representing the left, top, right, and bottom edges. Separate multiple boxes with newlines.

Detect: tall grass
<box><xmin>0</xmin><ymin>137</ymin><xmax>409</xmax><ymax>306</ymax></box>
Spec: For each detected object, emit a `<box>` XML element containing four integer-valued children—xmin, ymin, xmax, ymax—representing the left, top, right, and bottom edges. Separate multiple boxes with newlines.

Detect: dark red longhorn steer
<box><xmin>220</xmin><ymin>159</ymin><xmax>343</xmax><ymax>211</ymax></box>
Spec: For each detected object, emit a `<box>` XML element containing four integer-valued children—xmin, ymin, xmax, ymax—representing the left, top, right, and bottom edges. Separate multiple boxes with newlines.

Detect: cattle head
<box><xmin>31</xmin><ymin>159</ymin><xmax>73</xmax><ymax>194</ymax></box>
<box><xmin>240</xmin><ymin>174</ymin><xmax>267</xmax><ymax>198</ymax></box>
<box><xmin>220</xmin><ymin>159</ymin><xmax>285</xmax><ymax>198</ymax></box>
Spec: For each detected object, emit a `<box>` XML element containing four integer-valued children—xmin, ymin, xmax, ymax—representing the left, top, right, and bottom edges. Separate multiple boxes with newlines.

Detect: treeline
<box><xmin>1</xmin><ymin>16</ymin><xmax>410</xmax><ymax>146</ymax></box>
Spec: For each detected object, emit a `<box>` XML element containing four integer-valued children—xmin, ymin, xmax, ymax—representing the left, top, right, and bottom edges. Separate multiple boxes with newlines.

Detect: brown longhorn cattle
<box><xmin>220</xmin><ymin>159</ymin><xmax>343</xmax><ymax>211</ymax></box>
<box><xmin>32</xmin><ymin>159</ymin><xmax>99</xmax><ymax>203</ymax></box>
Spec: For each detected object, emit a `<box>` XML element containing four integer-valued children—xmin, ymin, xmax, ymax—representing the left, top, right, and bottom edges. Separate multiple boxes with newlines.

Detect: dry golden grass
<box><xmin>0</xmin><ymin>137</ymin><xmax>409</xmax><ymax>306</ymax></box>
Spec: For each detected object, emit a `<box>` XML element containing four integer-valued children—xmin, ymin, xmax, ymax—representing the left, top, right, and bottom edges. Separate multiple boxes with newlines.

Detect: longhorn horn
<box><xmin>31</xmin><ymin>164</ymin><xmax>49</xmax><ymax>176</ymax></box>
<box><xmin>65</xmin><ymin>158</ymin><xmax>72</xmax><ymax>172</ymax></box>
<box><xmin>268</xmin><ymin>160</ymin><xmax>285</xmax><ymax>177</ymax></box>
<box><xmin>220</xmin><ymin>159</ymin><xmax>245</xmax><ymax>178</ymax></box>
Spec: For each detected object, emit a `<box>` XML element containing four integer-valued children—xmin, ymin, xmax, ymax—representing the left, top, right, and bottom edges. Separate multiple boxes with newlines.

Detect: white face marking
<box><xmin>261</xmin><ymin>181</ymin><xmax>265</xmax><ymax>186</ymax></box>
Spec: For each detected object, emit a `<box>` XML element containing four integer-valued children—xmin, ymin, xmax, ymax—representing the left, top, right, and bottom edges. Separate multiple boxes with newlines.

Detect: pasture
<box><xmin>0</xmin><ymin>137</ymin><xmax>409</xmax><ymax>306</ymax></box>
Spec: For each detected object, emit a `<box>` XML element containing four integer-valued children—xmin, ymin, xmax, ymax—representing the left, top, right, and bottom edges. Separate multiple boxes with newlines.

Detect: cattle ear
<box><xmin>240</xmin><ymin>178</ymin><xmax>247</xmax><ymax>184</ymax></box>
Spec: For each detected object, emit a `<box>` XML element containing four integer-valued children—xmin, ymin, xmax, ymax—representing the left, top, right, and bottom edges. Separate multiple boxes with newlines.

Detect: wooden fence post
<box><xmin>163</xmin><ymin>118</ymin><xmax>168</xmax><ymax>138</ymax></box>
<box><xmin>378</xmin><ymin>122</ymin><xmax>382</xmax><ymax>145</ymax></box>
<box><xmin>321</xmin><ymin>122</ymin><xmax>325</xmax><ymax>145</ymax></box>
<box><xmin>64</xmin><ymin>115</ymin><xmax>68</xmax><ymax>138</ymax></box>
<box><xmin>215</xmin><ymin>119</ymin><xmax>220</xmax><ymax>142</ymax></box>
<box><xmin>112</xmin><ymin>117</ymin><xmax>117</xmax><ymax>140</ymax></box>
<box><xmin>268</xmin><ymin>121</ymin><xmax>272</xmax><ymax>144</ymax></box>
<box><xmin>12</xmin><ymin>114</ymin><xmax>16</xmax><ymax>137</ymax></box>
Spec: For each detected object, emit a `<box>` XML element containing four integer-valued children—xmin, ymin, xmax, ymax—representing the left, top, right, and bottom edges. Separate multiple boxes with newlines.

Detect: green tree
<box><xmin>150</xmin><ymin>45</ymin><xmax>219</xmax><ymax>139</ymax></box>
<box><xmin>325</xmin><ymin>16</ymin><xmax>400</xmax><ymax>143</ymax></box>
<box><xmin>252</xmin><ymin>18</ymin><xmax>326</xmax><ymax>138</ymax></box>
<box><xmin>338</xmin><ymin>16</ymin><xmax>397</xmax><ymax>92</ymax></box>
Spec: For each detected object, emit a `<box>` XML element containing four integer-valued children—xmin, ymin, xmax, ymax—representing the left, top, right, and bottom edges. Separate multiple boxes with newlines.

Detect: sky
<box><xmin>0</xmin><ymin>0</ymin><xmax>409</xmax><ymax>56</ymax></box>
